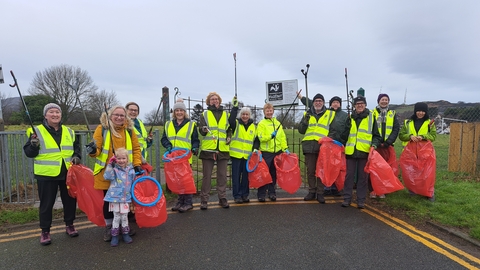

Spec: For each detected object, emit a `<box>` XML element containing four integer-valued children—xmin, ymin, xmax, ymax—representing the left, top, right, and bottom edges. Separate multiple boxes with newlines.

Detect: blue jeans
<box><xmin>231</xmin><ymin>157</ymin><xmax>249</xmax><ymax>199</ymax></box>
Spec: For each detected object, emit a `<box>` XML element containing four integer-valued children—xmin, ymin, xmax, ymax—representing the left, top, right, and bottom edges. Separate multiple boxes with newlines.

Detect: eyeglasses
<box><xmin>112</xmin><ymin>114</ymin><xmax>126</xmax><ymax>118</ymax></box>
<box><xmin>128</xmin><ymin>109</ymin><xmax>138</xmax><ymax>112</ymax></box>
<box><xmin>355</xmin><ymin>102</ymin><xmax>365</xmax><ymax>105</ymax></box>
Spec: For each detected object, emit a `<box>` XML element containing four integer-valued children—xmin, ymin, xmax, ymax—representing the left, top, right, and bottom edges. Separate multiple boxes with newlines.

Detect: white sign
<box><xmin>265</xmin><ymin>79</ymin><xmax>298</xmax><ymax>107</ymax></box>
<box><xmin>0</xmin><ymin>65</ymin><xmax>4</xmax><ymax>84</ymax></box>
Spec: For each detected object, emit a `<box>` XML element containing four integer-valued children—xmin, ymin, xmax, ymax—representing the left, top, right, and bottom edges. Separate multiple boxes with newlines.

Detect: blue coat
<box><xmin>103</xmin><ymin>163</ymin><xmax>135</xmax><ymax>203</ymax></box>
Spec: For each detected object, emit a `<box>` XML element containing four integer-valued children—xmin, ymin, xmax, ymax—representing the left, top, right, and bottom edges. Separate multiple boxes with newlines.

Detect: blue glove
<box><xmin>333</xmin><ymin>140</ymin><xmax>343</xmax><ymax>147</ymax></box>
<box><xmin>166</xmin><ymin>146</ymin><xmax>172</xmax><ymax>154</ymax></box>
<box><xmin>271</xmin><ymin>130</ymin><xmax>278</xmax><ymax>139</ymax></box>
<box><xmin>192</xmin><ymin>148</ymin><xmax>198</xmax><ymax>156</ymax></box>
<box><xmin>285</xmin><ymin>149</ymin><xmax>290</xmax><ymax>155</ymax></box>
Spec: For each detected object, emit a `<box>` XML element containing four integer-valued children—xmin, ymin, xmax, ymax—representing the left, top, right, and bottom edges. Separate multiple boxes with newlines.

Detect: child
<box><xmin>103</xmin><ymin>148</ymin><xmax>135</xmax><ymax>246</ymax></box>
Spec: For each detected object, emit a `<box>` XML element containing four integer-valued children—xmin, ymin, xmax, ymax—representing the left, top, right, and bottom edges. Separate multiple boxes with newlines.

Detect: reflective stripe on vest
<box><xmin>401</xmin><ymin>120</ymin><xmax>429</xmax><ymax>146</ymax></box>
<box><xmin>229</xmin><ymin>120</ymin><xmax>256</xmax><ymax>159</ymax></box>
<box><xmin>200</xmin><ymin>110</ymin><xmax>229</xmax><ymax>152</ymax></box>
<box><xmin>372</xmin><ymin>109</ymin><xmax>395</xmax><ymax>137</ymax></box>
<box><xmin>93</xmin><ymin>129</ymin><xmax>133</xmax><ymax>175</ymax></box>
<box><xmin>27</xmin><ymin>125</ymin><xmax>75</xmax><ymax>176</ymax></box>
<box><xmin>345</xmin><ymin>114</ymin><xmax>374</xmax><ymax>155</ymax></box>
<box><xmin>302</xmin><ymin>110</ymin><xmax>335</xmax><ymax>141</ymax></box>
<box><xmin>166</xmin><ymin>120</ymin><xmax>195</xmax><ymax>163</ymax></box>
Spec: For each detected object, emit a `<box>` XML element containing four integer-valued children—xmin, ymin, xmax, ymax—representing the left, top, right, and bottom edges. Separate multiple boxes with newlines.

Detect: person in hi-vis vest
<box><xmin>341</xmin><ymin>96</ymin><xmax>381</xmax><ymax>209</ymax></box>
<box><xmin>87</xmin><ymin>105</ymin><xmax>143</xmax><ymax>242</ymax></box>
<box><xmin>126</xmin><ymin>102</ymin><xmax>152</xmax><ymax>161</ymax></box>
<box><xmin>23</xmin><ymin>103</ymin><xmax>82</xmax><ymax>246</ymax></box>
<box><xmin>198</xmin><ymin>92</ymin><xmax>237</xmax><ymax>210</ymax></box>
<box><xmin>161</xmin><ymin>99</ymin><xmax>200</xmax><ymax>212</ymax></box>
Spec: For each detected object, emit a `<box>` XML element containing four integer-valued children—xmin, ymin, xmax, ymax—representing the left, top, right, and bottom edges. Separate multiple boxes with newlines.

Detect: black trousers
<box><xmin>37</xmin><ymin>179</ymin><xmax>77</xmax><ymax>232</ymax></box>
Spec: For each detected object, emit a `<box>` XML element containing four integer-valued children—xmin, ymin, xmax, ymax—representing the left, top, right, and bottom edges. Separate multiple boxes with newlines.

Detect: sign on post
<box><xmin>0</xmin><ymin>65</ymin><xmax>4</xmax><ymax>84</ymax></box>
<box><xmin>265</xmin><ymin>79</ymin><xmax>298</xmax><ymax>107</ymax></box>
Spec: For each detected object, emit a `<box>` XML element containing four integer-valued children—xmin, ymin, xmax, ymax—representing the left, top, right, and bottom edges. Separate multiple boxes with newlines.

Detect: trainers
<box><xmin>171</xmin><ymin>202</ymin><xmax>182</xmax><ymax>211</ymax></box>
<box><xmin>370</xmin><ymin>192</ymin><xmax>377</xmax><ymax>199</ymax></box>
<box><xmin>40</xmin><ymin>231</ymin><xmax>51</xmax><ymax>246</ymax></box>
<box><xmin>65</xmin><ymin>225</ymin><xmax>79</xmax><ymax>237</ymax></box>
<box><xmin>242</xmin><ymin>196</ymin><xmax>250</xmax><ymax>203</ymax></box>
<box><xmin>316</xmin><ymin>194</ymin><xmax>325</xmax><ymax>204</ymax></box>
<box><xmin>178</xmin><ymin>204</ymin><xmax>193</xmax><ymax>212</ymax></box>
<box><xmin>379</xmin><ymin>194</ymin><xmax>386</xmax><ymax>199</ymax></box>
<box><xmin>341</xmin><ymin>201</ymin><xmax>351</xmax><ymax>208</ymax></box>
<box><xmin>304</xmin><ymin>192</ymin><xmax>316</xmax><ymax>201</ymax></box>
<box><xmin>269</xmin><ymin>195</ymin><xmax>277</xmax><ymax>202</ymax></box>
<box><xmin>234</xmin><ymin>198</ymin><xmax>243</xmax><ymax>204</ymax></box>
<box><xmin>103</xmin><ymin>225</ymin><xmax>112</xmax><ymax>242</ymax></box>
<box><xmin>219</xmin><ymin>198</ymin><xmax>230</xmax><ymax>208</ymax></box>
<box><xmin>200</xmin><ymin>201</ymin><xmax>208</xmax><ymax>210</ymax></box>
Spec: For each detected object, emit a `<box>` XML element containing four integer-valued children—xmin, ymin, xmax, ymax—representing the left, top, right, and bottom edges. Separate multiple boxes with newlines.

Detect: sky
<box><xmin>1</xmin><ymin>0</ymin><xmax>479</xmax><ymax>119</ymax></box>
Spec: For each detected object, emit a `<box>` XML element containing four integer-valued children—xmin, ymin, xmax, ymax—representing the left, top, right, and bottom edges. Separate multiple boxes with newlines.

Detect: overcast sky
<box><xmin>1</xmin><ymin>0</ymin><xmax>479</xmax><ymax>119</ymax></box>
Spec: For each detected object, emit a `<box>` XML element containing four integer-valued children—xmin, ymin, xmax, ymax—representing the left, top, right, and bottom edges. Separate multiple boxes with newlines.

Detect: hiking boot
<box><xmin>357</xmin><ymin>204</ymin><xmax>365</xmax><ymax>209</ymax></box>
<box><xmin>234</xmin><ymin>198</ymin><xmax>243</xmax><ymax>204</ymax></box>
<box><xmin>65</xmin><ymin>225</ymin><xmax>79</xmax><ymax>237</ymax></box>
<box><xmin>178</xmin><ymin>204</ymin><xmax>193</xmax><ymax>213</ymax></box>
<box><xmin>219</xmin><ymin>198</ymin><xmax>230</xmax><ymax>208</ymax></box>
<box><xmin>269</xmin><ymin>195</ymin><xmax>277</xmax><ymax>202</ymax></box>
<box><xmin>316</xmin><ymin>194</ymin><xmax>325</xmax><ymax>204</ymax></box>
<box><xmin>304</xmin><ymin>192</ymin><xmax>316</xmax><ymax>201</ymax></box>
<box><xmin>103</xmin><ymin>225</ymin><xmax>112</xmax><ymax>242</ymax></box>
<box><xmin>341</xmin><ymin>201</ymin><xmax>351</xmax><ymax>208</ymax></box>
<box><xmin>200</xmin><ymin>201</ymin><xmax>208</xmax><ymax>210</ymax></box>
<box><xmin>40</xmin><ymin>231</ymin><xmax>51</xmax><ymax>246</ymax></box>
<box><xmin>171</xmin><ymin>201</ymin><xmax>183</xmax><ymax>211</ymax></box>
<box><xmin>242</xmin><ymin>196</ymin><xmax>250</xmax><ymax>203</ymax></box>
<box><xmin>258</xmin><ymin>197</ymin><xmax>266</xmax><ymax>202</ymax></box>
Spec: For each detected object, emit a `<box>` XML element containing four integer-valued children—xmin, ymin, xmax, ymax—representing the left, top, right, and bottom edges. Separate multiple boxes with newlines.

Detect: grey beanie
<box><xmin>43</xmin><ymin>103</ymin><xmax>61</xmax><ymax>116</ymax></box>
<box><xmin>173</xmin><ymin>101</ymin><xmax>187</xmax><ymax>111</ymax></box>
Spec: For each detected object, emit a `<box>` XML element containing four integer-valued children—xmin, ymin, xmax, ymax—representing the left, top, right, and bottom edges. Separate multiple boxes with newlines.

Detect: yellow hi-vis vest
<box><xmin>165</xmin><ymin>120</ymin><xmax>195</xmax><ymax>163</ymax></box>
<box><xmin>200</xmin><ymin>110</ymin><xmax>229</xmax><ymax>152</ymax></box>
<box><xmin>302</xmin><ymin>110</ymin><xmax>335</xmax><ymax>142</ymax></box>
<box><xmin>134</xmin><ymin>119</ymin><xmax>149</xmax><ymax>159</ymax></box>
<box><xmin>401</xmin><ymin>120</ymin><xmax>429</xmax><ymax>146</ymax></box>
<box><xmin>345</xmin><ymin>114</ymin><xmax>374</xmax><ymax>155</ymax></box>
<box><xmin>229</xmin><ymin>120</ymin><xmax>256</xmax><ymax>159</ymax></box>
<box><xmin>372</xmin><ymin>109</ymin><xmax>395</xmax><ymax>138</ymax></box>
<box><xmin>93</xmin><ymin>129</ymin><xmax>133</xmax><ymax>175</ymax></box>
<box><xmin>27</xmin><ymin>125</ymin><xmax>75</xmax><ymax>176</ymax></box>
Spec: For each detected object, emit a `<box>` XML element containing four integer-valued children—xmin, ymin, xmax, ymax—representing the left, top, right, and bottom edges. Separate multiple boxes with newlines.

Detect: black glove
<box><xmin>192</xmin><ymin>148</ymin><xmax>198</xmax><ymax>156</ymax></box>
<box><xmin>30</xmin><ymin>136</ymin><xmax>40</xmax><ymax>148</ymax></box>
<box><xmin>134</xmin><ymin>166</ymin><xmax>144</xmax><ymax>175</ymax></box>
<box><xmin>85</xmin><ymin>141</ymin><xmax>97</xmax><ymax>154</ymax></box>
<box><xmin>71</xmin><ymin>157</ymin><xmax>81</xmax><ymax>165</ymax></box>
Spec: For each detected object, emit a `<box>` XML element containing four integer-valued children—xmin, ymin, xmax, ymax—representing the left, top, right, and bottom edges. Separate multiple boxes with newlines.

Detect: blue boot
<box><xmin>110</xmin><ymin>228</ymin><xmax>120</xmax><ymax>247</ymax></box>
<box><xmin>122</xmin><ymin>226</ymin><xmax>133</xmax><ymax>244</ymax></box>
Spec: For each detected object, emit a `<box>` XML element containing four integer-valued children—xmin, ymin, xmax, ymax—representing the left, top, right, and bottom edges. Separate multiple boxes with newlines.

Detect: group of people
<box><xmin>23</xmin><ymin>90</ymin><xmax>436</xmax><ymax>246</ymax></box>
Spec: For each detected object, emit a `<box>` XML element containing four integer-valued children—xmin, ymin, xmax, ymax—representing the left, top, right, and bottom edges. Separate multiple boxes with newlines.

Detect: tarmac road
<box><xmin>1</xmin><ymin>190</ymin><xmax>480</xmax><ymax>270</ymax></box>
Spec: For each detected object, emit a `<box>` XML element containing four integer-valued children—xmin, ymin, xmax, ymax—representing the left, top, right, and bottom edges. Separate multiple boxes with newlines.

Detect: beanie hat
<box><xmin>313</xmin><ymin>93</ymin><xmax>325</xmax><ymax>102</ymax></box>
<box><xmin>125</xmin><ymin>102</ymin><xmax>140</xmax><ymax>113</ymax></box>
<box><xmin>43</xmin><ymin>103</ymin><xmax>61</xmax><ymax>116</ymax></box>
<box><xmin>173</xmin><ymin>101</ymin><xmax>187</xmax><ymax>111</ymax></box>
<box><xmin>414</xmin><ymin>102</ymin><xmax>428</xmax><ymax>113</ymax></box>
<box><xmin>353</xmin><ymin>96</ymin><xmax>367</xmax><ymax>105</ymax></box>
<box><xmin>329</xmin><ymin>96</ymin><xmax>342</xmax><ymax>107</ymax></box>
<box><xmin>377</xmin><ymin>93</ymin><xmax>390</xmax><ymax>104</ymax></box>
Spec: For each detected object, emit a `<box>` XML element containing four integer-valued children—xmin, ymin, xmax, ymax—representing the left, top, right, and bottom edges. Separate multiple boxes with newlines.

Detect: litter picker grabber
<box><xmin>233</xmin><ymin>53</ymin><xmax>237</xmax><ymax>98</ymax></box>
<box><xmin>344</xmin><ymin>68</ymin><xmax>354</xmax><ymax>116</ymax></box>
<box><xmin>301</xmin><ymin>64</ymin><xmax>310</xmax><ymax>111</ymax></box>
<box><xmin>275</xmin><ymin>89</ymin><xmax>302</xmax><ymax>131</ymax></box>
<box><xmin>9</xmin><ymin>70</ymin><xmax>36</xmax><ymax>136</ymax></box>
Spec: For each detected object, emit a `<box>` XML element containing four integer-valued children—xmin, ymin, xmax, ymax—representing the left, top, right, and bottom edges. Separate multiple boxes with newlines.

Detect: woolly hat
<box><xmin>377</xmin><ymin>93</ymin><xmax>390</xmax><ymax>103</ymax></box>
<box><xmin>313</xmin><ymin>93</ymin><xmax>325</xmax><ymax>102</ymax></box>
<box><xmin>353</xmin><ymin>96</ymin><xmax>367</xmax><ymax>105</ymax></box>
<box><xmin>329</xmin><ymin>96</ymin><xmax>342</xmax><ymax>107</ymax></box>
<box><xmin>173</xmin><ymin>101</ymin><xmax>187</xmax><ymax>111</ymax></box>
<box><xmin>414</xmin><ymin>102</ymin><xmax>428</xmax><ymax>113</ymax></box>
<box><xmin>43</xmin><ymin>103</ymin><xmax>61</xmax><ymax>116</ymax></box>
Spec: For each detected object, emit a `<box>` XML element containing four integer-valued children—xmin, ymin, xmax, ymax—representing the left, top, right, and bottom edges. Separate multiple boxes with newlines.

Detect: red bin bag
<box><xmin>162</xmin><ymin>148</ymin><xmax>196</xmax><ymax>194</ymax></box>
<box><xmin>365</xmin><ymin>147</ymin><xmax>404</xmax><ymax>195</ymax></box>
<box><xmin>132</xmin><ymin>176</ymin><xmax>168</xmax><ymax>228</ymax></box>
<box><xmin>376</xmin><ymin>146</ymin><xmax>399</xmax><ymax>177</ymax></box>
<box><xmin>316</xmin><ymin>137</ymin><xmax>346</xmax><ymax>191</ymax></box>
<box><xmin>274</xmin><ymin>153</ymin><xmax>302</xmax><ymax>194</ymax></box>
<box><xmin>399</xmin><ymin>141</ymin><xmax>436</xmax><ymax>197</ymax></box>
<box><xmin>246</xmin><ymin>150</ymin><xmax>272</xmax><ymax>188</ymax></box>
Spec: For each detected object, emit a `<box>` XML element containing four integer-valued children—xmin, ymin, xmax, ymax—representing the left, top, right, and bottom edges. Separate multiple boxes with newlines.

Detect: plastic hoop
<box><xmin>131</xmin><ymin>176</ymin><xmax>162</xmax><ymax>207</ymax></box>
<box><xmin>162</xmin><ymin>147</ymin><xmax>190</xmax><ymax>162</ymax></box>
<box><xmin>246</xmin><ymin>151</ymin><xmax>263</xmax><ymax>173</ymax></box>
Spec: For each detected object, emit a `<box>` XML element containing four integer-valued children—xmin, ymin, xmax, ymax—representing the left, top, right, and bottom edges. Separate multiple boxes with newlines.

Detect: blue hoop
<box><xmin>246</xmin><ymin>151</ymin><xmax>263</xmax><ymax>173</ymax></box>
<box><xmin>131</xmin><ymin>176</ymin><xmax>162</xmax><ymax>207</ymax></box>
<box><xmin>162</xmin><ymin>147</ymin><xmax>190</xmax><ymax>162</ymax></box>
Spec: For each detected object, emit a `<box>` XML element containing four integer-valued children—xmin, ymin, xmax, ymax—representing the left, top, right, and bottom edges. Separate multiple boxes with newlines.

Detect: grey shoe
<box><xmin>103</xmin><ymin>225</ymin><xmax>112</xmax><ymax>242</ymax></box>
<box><xmin>178</xmin><ymin>204</ymin><xmax>193</xmax><ymax>213</ymax></box>
<box><xmin>316</xmin><ymin>194</ymin><xmax>325</xmax><ymax>204</ymax></box>
<box><xmin>219</xmin><ymin>198</ymin><xmax>230</xmax><ymax>208</ymax></box>
<box><xmin>304</xmin><ymin>192</ymin><xmax>316</xmax><ymax>201</ymax></box>
<box><xmin>171</xmin><ymin>202</ymin><xmax>182</xmax><ymax>211</ymax></box>
<box><xmin>341</xmin><ymin>201</ymin><xmax>351</xmax><ymax>208</ymax></box>
<box><xmin>234</xmin><ymin>198</ymin><xmax>243</xmax><ymax>204</ymax></box>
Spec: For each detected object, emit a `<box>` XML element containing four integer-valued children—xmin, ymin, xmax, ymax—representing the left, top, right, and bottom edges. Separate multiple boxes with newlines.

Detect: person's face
<box><xmin>264</xmin><ymin>108</ymin><xmax>274</xmax><ymax>119</ymax></box>
<box><xmin>416</xmin><ymin>111</ymin><xmax>426</xmax><ymax>119</ymax></box>
<box><xmin>111</xmin><ymin>108</ymin><xmax>126</xmax><ymax>126</ymax></box>
<box><xmin>313</xmin><ymin>99</ymin><xmax>324</xmax><ymax>111</ymax></box>
<box><xmin>378</xmin><ymin>97</ymin><xmax>389</xmax><ymax>108</ymax></box>
<box><xmin>241</xmin><ymin>111</ymin><xmax>250</xmax><ymax>123</ymax></box>
<box><xmin>175</xmin><ymin>109</ymin><xmax>185</xmax><ymax>120</ymax></box>
<box><xmin>127</xmin><ymin>105</ymin><xmax>139</xmax><ymax>119</ymax></box>
<box><xmin>45</xmin><ymin>108</ymin><xmax>62</xmax><ymax>127</ymax></box>
<box><xmin>209</xmin><ymin>95</ymin><xmax>220</xmax><ymax>107</ymax></box>
<box><xmin>331</xmin><ymin>101</ymin><xmax>341</xmax><ymax>110</ymax></box>
<box><xmin>116</xmin><ymin>153</ymin><xmax>128</xmax><ymax>167</ymax></box>
<box><xmin>354</xmin><ymin>102</ymin><xmax>366</xmax><ymax>113</ymax></box>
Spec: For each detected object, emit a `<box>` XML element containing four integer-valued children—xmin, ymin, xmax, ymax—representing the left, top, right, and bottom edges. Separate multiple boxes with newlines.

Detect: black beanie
<box><xmin>329</xmin><ymin>96</ymin><xmax>342</xmax><ymax>107</ymax></box>
<box><xmin>414</xmin><ymin>102</ymin><xmax>428</xmax><ymax>113</ymax></box>
<box><xmin>353</xmin><ymin>96</ymin><xmax>366</xmax><ymax>105</ymax></box>
<box><xmin>313</xmin><ymin>93</ymin><xmax>325</xmax><ymax>102</ymax></box>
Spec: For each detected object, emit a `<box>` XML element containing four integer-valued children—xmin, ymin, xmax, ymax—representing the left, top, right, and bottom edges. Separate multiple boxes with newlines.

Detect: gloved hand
<box><xmin>253</xmin><ymin>149</ymin><xmax>258</xmax><ymax>153</ymax></box>
<box><xmin>146</xmin><ymin>134</ymin><xmax>153</xmax><ymax>144</ymax></box>
<box><xmin>71</xmin><ymin>157</ymin><xmax>81</xmax><ymax>165</ymax></box>
<box><xmin>30</xmin><ymin>136</ymin><xmax>40</xmax><ymax>148</ymax></box>
<box><xmin>373</xmin><ymin>145</ymin><xmax>378</xmax><ymax>150</ymax></box>
<box><xmin>304</xmin><ymin>112</ymin><xmax>311</xmax><ymax>122</ymax></box>
<box><xmin>333</xmin><ymin>140</ymin><xmax>343</xmax><ymax>147</ymax></box>
<box><xmin>166</xmin><ymin>146</ymin><xmax>172</xmax><ymax>154</ymax></box>
<box><xmin>285</xmin><ymin>149</ymin><xmax>290</xmax><ymax>155</ymax></box>
<box><xmin>108</xmin><ymin>156</ymin><xmax>117</xmax><ymax>165</ymax></box>
<box><xmin>271</xmin><ymin>130</ymin><xmax>278</xmax><ymax>139</ymax></box>
<box><xmin>134</xmin><ymin>166</ymin><xmax>144</xmax><ymax>175</ymax></box>
<box><xmin>232</xmin><ymin>96</ymin><xmax>239</xmax><ymax>107</ymax></box>
<box><xmin>192</xmin><ymin>148</ymin><xmax>198</xmax><ymax>156</ymax></box>
<box><xmin>85</xmin><ymin>141</ymin><xmax>97</xmax><ymax>154</ymax></box>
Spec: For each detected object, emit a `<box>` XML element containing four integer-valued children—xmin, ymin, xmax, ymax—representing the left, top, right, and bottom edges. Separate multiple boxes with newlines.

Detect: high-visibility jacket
<box><xmin>27</xmin><ymin>125</ymin><xmax>75</xmax><ymax>176</ymax></box>
<box><xmin>200</xmin><ymin>110</ymin><xmax>229</xmax><ymax>152</ymax></box>
<box><xmin>302</xmin><ymin>110</ymin><xmax>335</xmax><ymax>142</ymax></box>
<box><xmin>229</xmin><ymin>120</ymin><xmax>256</xmax><ymax>159</ymax></box>
<box><xmin>401</xmin><ymin>120</ymin><xmax>430</xmax><ymax>146</ymax></box>
<box><xmin>372</xmin><ymin>109</ymin><xmax>395</xmax><ymax>138</ymax></box>
<box><xmin>257</xmin><ymin>117</ymin><xmax>288</xmax><ymax>153</ymax></box>
<box><xmin>165</xmin><ymin>120</ymin><xmax>196</xmax><ymax>163</ymax></box>
<box><xmin>345</xmin><ymin>114</ymin><xmax>374</xmax><ymax>155</ymax></box>
<box><xmin>94</xmin><ymin>129</ymin><xmax>133</xmax><ymax>175</ymax></box>
<box><xmin>133</xmin><ymin>119</ymin><xmax>149</xmax><ymax>159</ymax></box>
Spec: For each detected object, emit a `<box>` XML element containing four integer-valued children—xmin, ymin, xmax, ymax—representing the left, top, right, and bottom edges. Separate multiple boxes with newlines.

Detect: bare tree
<box><xmin>144</xmin><ymin>108</ymin><xmax>164</xmax><ymax>125</ymax></box>
<box><xmin>29</xmin><ymin>64</ymin><xmax>98</xmax><ymax>121</ymax></box>
<box><xmin>86</xmin><ymin>89</ymin><xmax>121</xmax><ymax>118</ymax></box>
